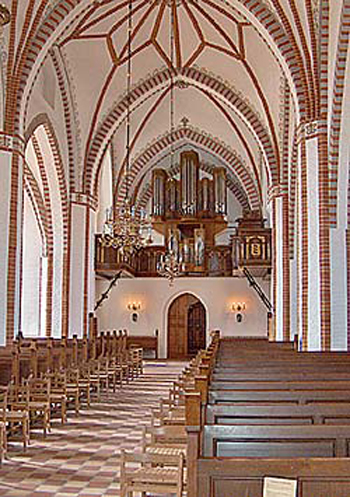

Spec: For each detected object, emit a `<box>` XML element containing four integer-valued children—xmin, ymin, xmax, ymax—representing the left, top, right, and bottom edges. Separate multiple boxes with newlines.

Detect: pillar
<box><xmin>0</xmin><ymin>134</ymin><xmax>24</xmax><ymax>345</ymax></box>
<box><xmin>297</xmin><ymin>121</ymin><xmax>331</xmax><ymax>350</ymax></box>
<box><xmin>271</xmin><ymin>188</ymin><xmax>290</xmax><ymax>342</ymax></box>
<box><xmin>69</xmin><ymin>193</ymin><xmax>96</xmax><ymax>338</ymax></box>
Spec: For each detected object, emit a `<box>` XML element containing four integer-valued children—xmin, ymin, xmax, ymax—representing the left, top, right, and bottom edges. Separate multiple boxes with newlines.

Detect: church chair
<box><xmin>89</xmin><ymin>358</ymin><xmax>109</xmax><ymax>400</ymax></box>
<box><xmin>44</xmin><ymin>372</ymin><xmax>68</xmax><ymax>424</ymax></box>
<box><xmin>120</xmin><ymin>449</ymin><xmax>184</xmax><ymax>497</ymax></box>
<box><xmin>128</xmin><ymin>346</ymin><xmax>143</xmax><ymax>377</ymax></box>
<box><xmin>25</xmin><ymin>376</ymin><xmax>51</xmax><ymax>437</ymax></box>
<box><xmin>141</xmin><ymin>425</ymin><xmax>187</xmax><ymax>462</ymax></box>
<box><xmin>67</xmin><ymin>366</ymin><xmax>91</xmax><ymax>408</ymax></box>
<box><xmin>4</xmin><ymin>383</ymin><xmax>30</xmax><ymax>450</ymax></box>
<box><xmin>106</xmin><ymin>358</ymin><xmax>123</xmax><ymax>392</ymax></box>
<box><xmin>0</xmin><ymin>388</ymin><xmax>7</xmax><ymax>460</ymax></box>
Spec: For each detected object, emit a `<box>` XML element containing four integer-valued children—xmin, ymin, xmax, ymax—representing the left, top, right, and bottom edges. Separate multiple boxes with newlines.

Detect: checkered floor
<box><xmin>0</xmin><ymin>361</ymin><xmax>186</xmax><ymax>497</ymax></box>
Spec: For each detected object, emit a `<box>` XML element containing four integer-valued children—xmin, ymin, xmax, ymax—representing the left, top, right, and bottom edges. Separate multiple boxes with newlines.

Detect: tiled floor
<box><xmin>0</xmin><ymin>361</ymin><xmax>186</xmax><ymax>497</ymax></box>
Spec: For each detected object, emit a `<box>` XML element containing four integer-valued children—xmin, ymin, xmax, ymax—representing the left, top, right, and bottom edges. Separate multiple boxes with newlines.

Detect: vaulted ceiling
<box><xmin>13</xmin><ymin>0</ymin><xmax>345</xmax><ymax>218</ymax></box>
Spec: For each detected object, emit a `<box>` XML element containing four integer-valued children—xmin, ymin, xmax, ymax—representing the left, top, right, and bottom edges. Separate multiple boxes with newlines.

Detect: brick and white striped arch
<box><xmin>89</xmin><ymin>67</ymin><xmax>277</xmax><ymax>197</ymax></box>
<box><xmin>25</xmin><ymin>115</ymin><xmax>70</xmax><ymax>338</ymax></box>
<box><xmin>23</xmin><ymin>164</ymin><xmax>50</xmax><ymax>258</ymax></box>
<box><xmin>116</xmin><ymin>126</ymin><xmax>261</xmax><ymax>212</ymax></box>
<box><xmin>329</xmin><ymin>1</ymin><xmax>350</xmax><ymax>228</ymax></box>
<box><xmin>235</xmin><ymin>0</ymin><xmax>311</xmax><ymax>119</ymax></box>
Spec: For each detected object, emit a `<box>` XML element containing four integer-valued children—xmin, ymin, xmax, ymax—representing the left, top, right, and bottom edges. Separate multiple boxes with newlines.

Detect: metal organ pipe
<box><xmin>152</xmin><ymin>169</ymin><xmax>166</xmax><ymax>216</ymax></box>
<box><xmin>180</xmin><ymin>150</ymin><xmax>199</xmax><ymax>215</ymax></box>
<box><xmin>214</xmin><ymin>167</ymin><xmax>227</xmax><ymax>215</ymax></box>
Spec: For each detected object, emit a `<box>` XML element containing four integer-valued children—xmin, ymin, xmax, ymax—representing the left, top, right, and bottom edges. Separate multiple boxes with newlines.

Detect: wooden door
<box><xmin>187</xmin><ymin>301</ymin><xmax>206</xmax><ymax>356</ymax></box>
<box><xmin>167</xmin><ymin>294</ymin><xmax>206</xmax><ymax>359</ymax></box>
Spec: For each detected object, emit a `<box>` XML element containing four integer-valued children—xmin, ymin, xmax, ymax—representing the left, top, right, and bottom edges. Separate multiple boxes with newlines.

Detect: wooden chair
<box><xmin>120</xmin><ymin>450</ymin><xmax>184</xmax><ymax>497</ymax></box>
<box><xmin>67</xmin><ymin>366</ymin><xmax>91</xmax><ymax>408</ymax></box>
<box><xmin>26</xmin><ymin>377</ymin><xmax>51</xmax><ymax>436</ymax></box>
<box><xmin>3</xmin><ymin>384</ymin><xmax>30</xmax><ymax>450</ymax></box>
<box><xmin>45</xmin><ymin>372</ymin><xmax>67</xmax><ymax>424</ymax></box>
<box><xmin>142</xmin><ymin>425</ymin><xmax>187</xmax><ymax>461</ymax></box>
<box><xmin>0</xmin><ymin>389</ymin><xmax>7</xmax><ymax>462</ymax></box>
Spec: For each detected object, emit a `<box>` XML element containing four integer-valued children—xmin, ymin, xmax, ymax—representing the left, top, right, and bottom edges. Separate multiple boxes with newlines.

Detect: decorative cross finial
<box><xmin>181</xmin><ymin>116</ymin><xmax>189</xmax><ymax>128</ymax></box>
<box><xmin>0</xmin><ymin>4</ymin><xmax>10</xmax><ymax>27</ymax></box>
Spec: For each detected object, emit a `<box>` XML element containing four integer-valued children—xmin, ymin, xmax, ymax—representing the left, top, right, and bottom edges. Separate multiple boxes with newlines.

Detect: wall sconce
<box><xmin>231</xmin><ymin>302</ymin><xmax>246</xmax><ymax>312</ymax></box>
<box><xmin>231</xmin><ymin>302</ymin><xmax>246</xmax><ymax>323</ymax></box>
<box><xmin>127</xmin><ymin>302</ymin><xmax>141</xmax><ymax>312</ymax></box>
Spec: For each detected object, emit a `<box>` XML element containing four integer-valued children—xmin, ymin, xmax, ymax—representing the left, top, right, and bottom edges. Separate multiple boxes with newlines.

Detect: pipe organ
<box><xmin>96</xmin><ymin>151</ymin><xmax>271</xmax><ymax>278</ymax></box>
<box><xmin>151</xmin><ymin>150</ymin><xmax>228</xmax><ymax>274</ymax></box>
<box><xmin>151</xmin><ymin>150</ymin><xmax>227</xmax><ymax>220</ymax></box>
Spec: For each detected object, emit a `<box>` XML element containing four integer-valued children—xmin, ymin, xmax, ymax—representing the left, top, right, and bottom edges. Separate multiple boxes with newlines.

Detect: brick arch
<box><xmin>232</xmin><ymin>0</ymin><xmax>310</xmax><ymax>119</ymax></box>
<box><xmin>116</xmin><ymin>126</ymin><xmax>261</xmax><ymax>212</ymax></box>
<box><xmin>25</xmin><ymin>114</ymin><xmax>70</xmax><ymax>338</ymax></box>
<box><xmin>90</xmin><ymin>67</ymin><xmax>277</xmax><ymax>196</ymax></box>
<box><xmin>23</xmin><ymin>164</ymin><xmax>50</xmax><ymax>258</ymax></box>
<box><xmin>330</xmin><ymin>1</ymin><xmax>350</xmax><ymax>228</ymax></box>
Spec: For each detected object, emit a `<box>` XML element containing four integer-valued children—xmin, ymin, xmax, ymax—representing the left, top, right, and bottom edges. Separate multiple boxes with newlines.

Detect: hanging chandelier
<box><xmin>101</xmin><ymin>203</ymin><xmax>152</xmax><ymax>255</ymax></box>
<box><xmin>100</xmin><ymin>0</ymin><xmax>151</xmax><ymax>256</ymax></box>
<box><xmin>157</xmin><ymin>3</ymin><xmax>181</xmax><ymax>284</ymax></box>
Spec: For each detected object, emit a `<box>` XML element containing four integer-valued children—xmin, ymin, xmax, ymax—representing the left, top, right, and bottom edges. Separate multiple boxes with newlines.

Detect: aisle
<box><xmin>0</xmin><ymin>361</ymin><xmax>186</xmax><ymax>497</ymax></box>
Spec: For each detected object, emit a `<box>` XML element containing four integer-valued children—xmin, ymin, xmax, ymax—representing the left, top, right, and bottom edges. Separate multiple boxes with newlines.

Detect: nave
<box><xmin>0</xmin><ymin>362</ymin><xmax>185</xmax><ymax>497</ymax></box>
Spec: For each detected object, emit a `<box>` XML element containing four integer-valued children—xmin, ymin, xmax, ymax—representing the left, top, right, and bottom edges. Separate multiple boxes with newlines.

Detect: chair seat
<box><xmin>146</xmin><ymin>446</ymin><xmax>185</xmax><ymax>457</ymax></box>
<box><xmin>7</xmin><ymin>410</ymin><xmax>29</xmax><ymax>421</ymax></box>
<box><xmin>127</xmin><ymin>467</ymin><xmax>179</xmax><ymax>484</ymax></box>
<box><xmin>28</xmin><ymin>401</ymin><xmax>50</xmax><ymax>410</ymax></box>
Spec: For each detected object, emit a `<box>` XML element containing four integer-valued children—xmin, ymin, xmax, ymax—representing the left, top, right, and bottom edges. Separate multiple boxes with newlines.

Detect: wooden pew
<box><xmin>185</xmin><ymin>336</ymin><xmax>350</xmax><ymax>497</ymax></box>
<box><xmin>196</xmin><ymin>458</ymin><xmax>350</xmax><ymax>497</ymax></box>
<box><xmin>210</xmin><ymin>379</ymin><xmax>350</xmax><ymax>391</ymax></box>
<box><xmin>202</xmin><ymin>424</ymin><xmax>350</xmax><ymax>457</ymax></box>
<box><xmin>206</xmin><ymin>404</ymin><xmax>350</xmax><ymax>425</ymax></box>
<box><xmin>208</xmin><ymin>388</ymin><xmax>350</xmax><ymax>405</ymax></box>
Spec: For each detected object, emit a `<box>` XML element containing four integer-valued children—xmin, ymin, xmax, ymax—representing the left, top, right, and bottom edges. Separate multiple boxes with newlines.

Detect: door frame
<box><xmin>166</xmin><ymin>292</ymin><xmax>208</xmax><ymax>359</ymax></box>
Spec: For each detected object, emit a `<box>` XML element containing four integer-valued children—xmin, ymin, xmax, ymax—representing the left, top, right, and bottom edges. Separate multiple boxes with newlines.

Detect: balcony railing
<box><xmin>95</xmin><ymin>233</ymin><xmax>271</xmax><ymax>278</ymax></box>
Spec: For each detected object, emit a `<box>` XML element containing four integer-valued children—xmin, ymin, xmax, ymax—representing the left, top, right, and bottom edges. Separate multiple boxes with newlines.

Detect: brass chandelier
<box><xmin>100</xmin><ymin>0</ymin><xmax>151</xmax><ymax>256</ymax></box>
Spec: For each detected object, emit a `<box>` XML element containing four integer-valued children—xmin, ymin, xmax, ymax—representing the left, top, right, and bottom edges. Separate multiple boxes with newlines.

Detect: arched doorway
<box><xmin>167</xmin><ymin>294</ymin><xmax>206</xmax><ymax>359</ymax></box>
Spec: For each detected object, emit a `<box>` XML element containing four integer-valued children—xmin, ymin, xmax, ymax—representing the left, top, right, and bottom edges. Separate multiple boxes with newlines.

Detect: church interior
<box><xmin>0</xmin><ymin>0</ymin><xmax>349</xmax><ymax>495</ymax></box>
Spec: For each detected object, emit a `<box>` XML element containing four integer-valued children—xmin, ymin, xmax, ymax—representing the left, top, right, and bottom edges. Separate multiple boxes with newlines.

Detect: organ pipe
<box><xmin>152</xmin><ymin>169</ymin><xmax>167</xmax><ymax>216</ymax></box>
<box><xmin>214</xmin><ymin>167</ymin><xmax>227</xmax><ymax>215</ymax></box>
<box><xmin>180</xmin><ymin>151</ymin><xmax>199</xmax><ymax>215</ymax></box>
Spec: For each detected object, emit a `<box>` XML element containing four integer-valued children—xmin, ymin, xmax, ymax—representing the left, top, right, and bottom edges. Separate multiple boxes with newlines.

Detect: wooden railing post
<box><xmin>185</xmin><ymin>392</ymin><xmax>202</xmax><ymax>497</ymax></box>
<box><xmin>12</xmin><ymin>341</ymin><xmax>20</xmax><ymax>385</ymax></box>
<box><xmin>72</xmin><ymin>334</ymin><xmax>78</xmax><ymax>366</ymax></box>
<box><xmin>30</xmin><ymin>341</ymin><xmax>38</xmax><ymax>378</ymax></box>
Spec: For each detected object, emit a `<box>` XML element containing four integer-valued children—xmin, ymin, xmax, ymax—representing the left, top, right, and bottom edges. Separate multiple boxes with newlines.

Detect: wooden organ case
<box><xmin>152</xmin><ymin>150</ymin><xmax>228</xmax><ymax>275</ymax></box>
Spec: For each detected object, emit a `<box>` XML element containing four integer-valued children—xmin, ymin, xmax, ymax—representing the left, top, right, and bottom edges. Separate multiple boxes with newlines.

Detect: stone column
<box><xmin>297</xmin><ymin>121</ymin><xmax>331</xmax><ymax>350</ymax></box>
<box><xmin>271</xmin><ymin>187</ymin><xmax>290</xmax><ymax>342</ymax></box>
<box><xmin>0</xmin><ymin>134</ymin><xmax>25</xmax><ymax>345</ymax></box>
<box><xmin>69</xmin><ymin>193</ymin><xmax>96</xmax><ymax>338</ymax></box>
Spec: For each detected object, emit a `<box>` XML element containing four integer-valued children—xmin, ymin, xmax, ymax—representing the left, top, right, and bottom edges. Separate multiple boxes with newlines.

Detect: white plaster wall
<box><xmin>69</xmin><ymin>204</ymin><xmax>86</xmax><ymax>337</ymax></box>
<box><xmin>306</xmin><ymin>137</ymin><xmax>321</xmax><ymax>350</ymax></box>
<box><xmin>97</xmin><ymin>150</ymin><xmax>113</xmax><ymax>233</ymax></box>
<box><xmin>0</xmin><ymin>152</ymin><xmax>12</xmax><ymax>346</ymax></box>
<box><xmin>96</xmin><ymin>277</ymin><xmax>270</xmax><ymax>358</ymax></box>
<box><xmin>36</xmin><ymin>126</ymin><xmax>64</xmax><ymax>338</ymax></box>
<box><xmin>274</xmin><ymin>197</ymin><xmax>284</xmax><ymax>341</ymax></box>
<box><xmin>21</xmin><ymin>193</ymin><xmax>41</xmax><ymax>337</ymax></box>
